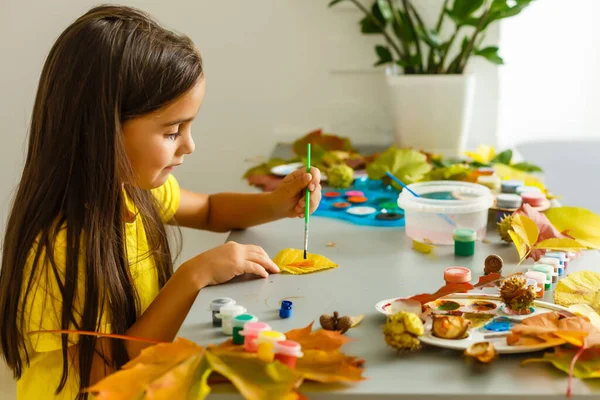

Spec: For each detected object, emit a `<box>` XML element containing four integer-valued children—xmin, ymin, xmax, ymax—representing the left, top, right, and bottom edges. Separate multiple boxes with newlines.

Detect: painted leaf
<box><xmin>514</xmin><ymin>204</ymin><xmax>571</xmax><ymax>260</ymax></box>
<box><xmin>511</xmin><ymin>214</ymin><xmax>539</xmax><ymax>248</ymax></box>
<box><xmin>533</xmin><ymin>238</ymin><xmax>587</xmax><ymax>252</ymax></box>
<box><xmin>292</xmin><ymin>129</ymin><xmax>354</xmax><ymax>157</ymax></box>
<box><xmin>407</xmin><ymin>273</ymin><xmax>504</xmax><ymax>305</ymax></box>
<box><xmin>464</xmin><ymin>145</ymin><xmax>496</xmax><ymax>164</ymax></box>
<box><xmin>545</xmin><ymin>206</ymin><xmax>600</xmax><ymax>249</ymax></box>
<box><xmin>506</xmin><ymin>312</ymin><xmax>596</xmax><ymax>348</ymax></box>
<box><xmin>366</xmin><ymin>146</ymin><xmax>432</xmax><ymax>188</ymax></box>
<box><xmin>272</xmin><ymin>248</ymin><xmax>338</xmax><ymax>274</ymax></box>
<box><xmin>554</xmin><ymin>271</ymin><xmax>600</xmax><ymax>312</ymax></box>
<box><xmin>522</xmin><ymin>347</ymin><xmax>600</xmax><ymax>380</ymax></box>
<box><xmin>508</xmin><ymin>230</ymin><xmax>528</xmax><ymax>259</ymax></box>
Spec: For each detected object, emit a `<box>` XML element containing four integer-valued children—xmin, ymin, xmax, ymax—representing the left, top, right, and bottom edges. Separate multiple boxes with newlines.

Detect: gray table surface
<box><xmin>180</xmin><ymin>142</ymin><xmax>600</xmax><ymax>399</ymax></box>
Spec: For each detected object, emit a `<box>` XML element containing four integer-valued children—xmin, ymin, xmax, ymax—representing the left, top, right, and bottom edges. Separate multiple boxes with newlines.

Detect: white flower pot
<box><xmin>386</xmin><ymin>71</ymin><xmax>476</xmax><ymax>158</ymax></box>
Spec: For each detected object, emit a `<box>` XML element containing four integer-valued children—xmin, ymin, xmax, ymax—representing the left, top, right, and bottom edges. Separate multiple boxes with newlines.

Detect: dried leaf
<box><xmin>295</xmin><ymin>350</ymin><xmax>365</xmax><ymax>383</ymax></box>
<box><xmin>507</xmin><ymin>312</ymin><xmax>597</xmax><ymax>348</ymax></box>
<box><xmin>508</xmin><ymin>230</ymin><xmax>528</xmax><ymax>259</ymax></box>
<box><xmin>522</xmin><ymin>347</ymin><xmax>600</xmax><ymax>379</ymax></box>
<box><xmin>272</xmin><ymin>249</ymin><xmax>338</xmax><ymax>274</ymax></box>
<box><xmin>514</xmin><ymin>204</ymin><xmax>572</xmax><ymax>260</ymax></box>
<box><xmin>511</xmin><ymin>214</ymin><xmax>539</xmax><ymax>249</ymax></box>
<box><xmin>407</xmin><ymin>273</ymin><xmax>504</xmax><ymax>305</ymax></box>
<box><xmin>326</xmin><ymin>242</ymin><xmax>336</xmax><ymax>247</ymax></box>
<box><xmin>493</xmin><ymin>163</ymin><xmax>546</xmax><ymax>193</ymax></box>
<box><xmin>545</xmin><ymin>206</ymin><xmax>600</xmax><ymax>249</ymax></box>
<box><xmin>533</xmin><ymin>238</ymin><xmax>587</xmax><ymax>252</ymax></box>
<box><xmin>292</xmin><ymin>129</ymin><xmax>354</xmax><ymax>158</ymax></box>
<box><xmin>350</xmin><ymin>315</ymin><xmax>364</xmax><ymax>328</ymax></box>
<box><xmin>568</xmin><ymin>304</ymin><xmax>600</xmax><ymax>330</ymax></box>
<box><xmin>366</xmin><ymin>146</ymin><xmax>432</xmax><ymax>188</ymax></box>
<box><xmin>464</xmin><ymin>145</ymin><xmax>496</xmax><ymax>164</ymax></box>
<box><xmin>554</xmin><ymin>271</ymin><xmax>600</xmax><ymax>311</ymax></box>
<box><xmin>412</xmin><ymin>239</ymin><xmax>436</xmax><ymax>254</ymax></box>
<box><xmin>285</xmin><ymin>322</ymin><xmax>353</xmax><ymax>351</ymax></box>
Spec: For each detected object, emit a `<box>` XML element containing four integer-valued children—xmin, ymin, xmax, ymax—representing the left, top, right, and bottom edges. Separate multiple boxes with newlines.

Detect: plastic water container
<box><xmin>397</xmin><ymin>181</ymin><xmax>494</xmax><ymax>245</ymax></box>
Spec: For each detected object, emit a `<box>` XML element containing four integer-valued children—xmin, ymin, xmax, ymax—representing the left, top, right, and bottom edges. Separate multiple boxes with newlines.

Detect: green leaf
<box><xmin>452</xmin><ymin>0</ymin><xmax>485</xmax><ymax>18</ymax></box>
<box><xmin>511</xmin><ymin>162</ymin><xmax>543</xmax><ymax>173</ymax></box>
<box><xmin>375</xmin><ymin>45</ymin><xmax>393</xmax><ymax>65</ymax></box>
<box><xmin>366</xmin><ymin>146</ymin><xmax>432</xmax><ymax>189</ymax></box>
<box><xmin>491</xmin><ymin>149</ymin><xmax>513</xmax><ymax>165</ymax></box>
<box><xmin>372</xmin><ymin>1</ymin><xmax>387</xmax><ymax>25</ymax></box>
<box><xmin>328</xmin><ymin>0</ymin><xmax>346</xmax><ymax>7</ymax></box>
<box><xmin>487</xmin><ymin>0</ymin><xmax>534</xmax><ymax>26</ymax></box>
<box><xmin>376</xmin><ymin>0</ymin><xmax>393</xmax><ymax>21</ymax></box>
<box><xmin>416</xmin><ymin>27</ymin><xmax>442</xmax><ymax>49</ymax></box>
<box><xmin>360</xmin><ymin>16</ymin><xmax>383</xmax><ymax>34</ymax></box>
<box><xmin>445</xmin><ymin>9</ymin><xmax>480</xmax><ymax>27</ymax></box>
<box><xmin>392</xmin><ymin>10</ymin><xmax>413</xmax><ymax>44</ymax></box>
<box><xmin>474</xmin><ymin>46</ymin><xmax>504</xmax><ymax>65</ymax></box>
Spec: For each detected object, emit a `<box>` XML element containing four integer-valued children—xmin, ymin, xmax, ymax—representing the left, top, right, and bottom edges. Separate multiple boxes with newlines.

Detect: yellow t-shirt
<box><xmin>16</xmin><ymin>175</ymin><xmax>180</xmax><ymax>400</ymax></box>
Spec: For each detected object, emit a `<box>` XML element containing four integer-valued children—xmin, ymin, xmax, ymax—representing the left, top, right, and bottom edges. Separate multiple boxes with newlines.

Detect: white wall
<box><xmin>498</xmin><ymin>0</ymin><xmax>600</xmax><ymax>148</ymax></box>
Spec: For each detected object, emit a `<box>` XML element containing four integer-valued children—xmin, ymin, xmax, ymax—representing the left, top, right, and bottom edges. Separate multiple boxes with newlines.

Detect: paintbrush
<box><xmin>304</xmin><ymin>143</ymin><xmax>311</xmax><ymax>259</ymax></box>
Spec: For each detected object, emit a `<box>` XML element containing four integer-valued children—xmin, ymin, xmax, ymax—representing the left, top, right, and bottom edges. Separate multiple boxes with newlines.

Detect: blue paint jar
<box><xmin>501</xmin><ymin>180</ymin><xmax>524</xmax><ymax>194</ymax></box>
<box><xmin>279</xmin><ymin>300</ymin><xmax>293</xmax><ymax>318</ymax></box>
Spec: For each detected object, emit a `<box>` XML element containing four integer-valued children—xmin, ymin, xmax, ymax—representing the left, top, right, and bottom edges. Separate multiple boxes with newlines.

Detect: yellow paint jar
<box><xmin>256</xmin><ymin>331</ymin><xmax>286</xmax><ymax>362</ymax></box>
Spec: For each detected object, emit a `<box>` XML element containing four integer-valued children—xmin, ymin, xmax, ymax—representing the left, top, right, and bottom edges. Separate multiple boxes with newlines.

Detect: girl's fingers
<box><xmin>243</xmin><ymin>261</ymin><xmax>269</xmax><ymax>278</ymax></box>
<box><xmin>247</xmin><ymin>251</ymin><xmax>280</xmax><ymax>273</ymax></box>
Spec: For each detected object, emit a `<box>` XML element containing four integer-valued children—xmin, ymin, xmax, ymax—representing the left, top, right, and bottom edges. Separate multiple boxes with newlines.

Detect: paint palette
<box><xmin>313</xmin><ymin>177</ymin><xmax>405</xmax><ymax>227</ymax></box>
<box><xmin>374</xmin><ymin>293</ymin><xmax>574</xmax><ymax>354</ymax></box>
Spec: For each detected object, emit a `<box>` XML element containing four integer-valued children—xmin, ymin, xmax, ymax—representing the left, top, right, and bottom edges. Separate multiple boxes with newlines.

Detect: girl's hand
<box><xmin>184</xmin><ymin>241</ymin><xmax>280</xmax><ymax>288</ymax></box>
<box><xmin>272</xmin><ymin>167</ymin><xmax>322</xmax><ymax>218</ymax></box>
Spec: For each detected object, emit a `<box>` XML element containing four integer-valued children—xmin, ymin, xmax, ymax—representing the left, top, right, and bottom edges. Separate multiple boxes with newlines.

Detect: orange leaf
<box><xmin>123</xmin><ymin>337</ymin><xmax>204</xmax><ymax>369</ymax></box>
<box><xmin>408</xmin><ymin>282</ymin><xmax>474</xmax><ymax>305</ymax></box>
<box><xmin>285</xmin><ymin>322</ymin><xmax>353</xmax><ymax>351</ymax></box>
<box><xmin>507</xmin><ymin>312</ymin><xmax>597</xmax><ymax>348</ymax></box>
<box><xmin>296</xmin><ymin>350</ymin><xmax>366</xmax><ymax>383</ymax></box>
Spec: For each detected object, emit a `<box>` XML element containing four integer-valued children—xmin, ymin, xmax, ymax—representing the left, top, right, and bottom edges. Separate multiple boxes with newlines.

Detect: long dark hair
<box><xmin>0</xmin><ymin>5</ymin><xmax>202</xmax><ymax>398</ymax></box>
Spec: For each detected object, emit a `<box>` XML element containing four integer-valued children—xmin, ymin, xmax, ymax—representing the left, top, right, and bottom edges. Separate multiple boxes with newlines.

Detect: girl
<box><xmin>0</xmin><ymin>5</ymin><xmax>322</xmax><ymax>400</ymax></box>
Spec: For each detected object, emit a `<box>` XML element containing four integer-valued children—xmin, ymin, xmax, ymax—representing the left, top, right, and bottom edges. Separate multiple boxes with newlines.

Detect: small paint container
<box><xmin>453</xmin><ymin>228</ymin><xmax>476</xmax><ymax>257</ymax></box>
<box><xmin>324</xmin><ymin>191</ymin><xmax>341</xmax><ymax>199</ymax></box>
<box><xmin>532</xmin><ymin>264</ymin><xmax>554</xmax><ymax>281</ymax></box>
<box><xmin>279</xmin><ymin>300</ymin><xmax>293</xmax><ymax>318</ymax></box>
<box><xmin>346</xmin><ymin>206</ymin><xmax>376</xmax><ymax>217</ymax></box>
<box><xmin>551</xmin><ymin>271</ymin><xmax>559</xmax><ymax>284</ymax></box>
<box><xmin>232</xmin><ymin>313</ymin><xmax>258</xmax><ymax>345</ymax></box>
<box><xmin>347</xmin><ymin>196</ymin><xmax>368</xmax><ymax>204</ymax></box>
<box><xmin>521</xmin><ymin>192</ymin><xmax>546</xmax><ymax>207</ymax></box>
<box><xmin>501</xmin><ymin>180</ymin><xmax>524</xmax><ymax>194</ymax></box>
<box><xmin>345</xmin><ymin>190</ymin><xmax>364</xmax><ymax>198</ymax></box>
<box><xmin>332</xmin><ymin>201</ymin><xmax>351</xmax><ymax>210</ymax></box>
<box><xmin>477</xmin><ymin>175</ymin><xmax>501</xmax><ymax>192</ymax></box>
<box><xmin>476</xmin><ymin>167</ymin><xmax>496</xmax><ymax>176</ymax></box>
<box><xmin>545</xmin><ymin>251</ymin><xmax>567</xmax><ymax>270</ymax></box>
<box><xmin>538</xmin><ymin>257</ymin><xmax>561</xmax><ymax>276</ymax></box>
<box><xmin>217</xmin><ymin>304</ymin><xmax>247</xmax><ymax>336</ymax></box>
<box><xmin>496</xmin><ymin>194</ymin><xmax>522</xmax><ymax>209</ymax></box>
<box><xmin>444</xmin><ymin>267</ymin><xmax>472</xmax><ymax>291</ymax></box>
<box><xmin>516</xmin><ymin>186</ymin><xmax>542</xmax><ymax>195</ymax></box>
<box><xmin>273</xmin><ymin>340</ymin><xmax>303</xmax><ymax>369</ymax></box>
<box><xmin>240</xmin><ymin>322</ymin><xmax>272</xmax><ymax>352</ymax></box>
<box><xmin>210</xmin><ymin>297</ymin><xmax>235</xmax><ymax>327</ymax></box>
<box><xmin>525</xmin><ymin>271</ymin><xmax>545</xmax><ymax>298</ymax></box>
<box><xmin>256</xmin><ymin>331</ymin><xmax>286</xmax><ymax>362</ymax></box>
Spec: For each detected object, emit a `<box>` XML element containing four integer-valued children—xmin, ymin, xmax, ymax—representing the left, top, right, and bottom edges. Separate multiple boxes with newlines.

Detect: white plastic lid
<box><xmin>525</xmin><ymin>270</ymin><xmax>545</xmax><ymax>284</ymax></box>
<box><xmin>397</xmin><ymin>181</ymin><xmax>494</xmax><ymax>214</ymax></box>
<box><xmin>217</xmin><ymin>304</ymin><xmax>246</xmax><ymax>318</ymax></box>
<box><xmin>210</xmin><ymin>297</ymin><xmax>235</xmax><ymax>311</ymax></box>
<box><xmin>273</xmin><ymin>340</ymin><xmax>304</xmax><ymax>358</ymax></box>
<box><xmin>538</xmin><ymin>257</ymin><xmax>560</xmax><ymax>267</ymax></box>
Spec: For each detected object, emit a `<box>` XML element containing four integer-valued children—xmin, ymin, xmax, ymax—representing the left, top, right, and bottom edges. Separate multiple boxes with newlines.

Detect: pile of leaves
<box><xmin>243</xmin><ymin>131</ymin><xmax>544</xmax><ymax>192</ymax></box>
<box><xmin>53</xmin><ymin>322</ymin><xmax>365</xmax><ymax>399</ymax></box>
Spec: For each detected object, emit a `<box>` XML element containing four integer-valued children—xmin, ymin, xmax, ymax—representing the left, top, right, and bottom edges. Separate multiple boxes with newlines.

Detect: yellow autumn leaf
<box><xmin>554</xmin><ymin>271</ymin><xmax>600</xmax><ymax>312</ymax></box>
<box><xmin>492</xmin><ymin>163</ymin><xmax>547</xmax><ymax>193</ymax></box>
<box><xmin>464</xmin><ymin>145</ymin><xmax>496</xmax><ymax>164</ymax></box>
<box><xmin>272</xmin><ymin>248</ymin><xmax>338</xmax><ymax>274</ymax></box>
<box><xmin>511</xmin><ymin>214</ymin><xmax>539</xmax><ymax>247</ymax></box>
<box><xmin>533</xmin><ymin>238</ymin><xmax>587</xmax><ymax>251</ymax></box>
<box><xmin>568</xmin><ymin>304</ymin><xmax>600</xmax><ymax>330</ymax></box>
<box><xmin>545</xmin><ymin>207</ymin><xmax>600</xmax><ymax>249</ymax></box>
<box><xmin>508</xmin><ymin>230</ymin><xmax>528</xmax><ymax>259</ymax></box>
<box><xmin>412</xmin><ymin>239</ymin><xmax>436</xmax><ymax>254</ymax></box>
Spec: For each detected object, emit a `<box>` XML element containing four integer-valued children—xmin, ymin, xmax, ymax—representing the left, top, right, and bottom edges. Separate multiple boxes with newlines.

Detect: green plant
<box><xmin>328</xmin><ymin>0</ymin><xmax>534</xmax><ymax>74</ymax></box>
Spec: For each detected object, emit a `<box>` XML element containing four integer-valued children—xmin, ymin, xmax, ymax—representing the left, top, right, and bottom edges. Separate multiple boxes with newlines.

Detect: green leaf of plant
<box><xmin>491</xmin><ymin>149</ymin><xmax>513</xmax><ymax>165</ymax></box>
<box><xmin>511</xmin><ymin>162</ymin><xmax>543</xmax><ymax>173</ymax></box>
<box><xmin>416</xmin><ymin>27</ymin><xmax>442</xmax><ymax>49</ymax></box>
<box><xmin>445</xmin><ymin>9</ymin><xmax>480</xmax><ymax>27</ymax></box>
<box><xmin>360</xmin><ymin>16</ymin><xmax>383</xmax><ymax>34</ymax></box>
<box><xmin>392</xmin><ymin>10</ymin><xmax>413</xmax><ymax>44</ymax></box>
<box><xmin>328</xmin><ymin>0</ymin><xmax>346</xmax><ymax>7</ymax></box>
<box><xmin>474</xmin><ymin>46</ymin><xmax>504</xmax><ymax>65</ymax></box>
<box><xmin>375</xmin><ymin>45</ymin><xmax>393</xmax><ymax>65</ymax></box>
<box><xmin>376</xmin><ymin>0</ymin><xmax>393</xmax><ymax>21</ymax></box>
<box><xmin>372</xmin><ymin>1</ymin><xmax>387</xmax><ymax>25</ymax></box>
<box><xmin>487</xmin><ymin>0</ymin><xmax>533</xmax><ymax>27</ymax></box>
<box><xmin>366</xmin><ymin>146</ymin><xmax>432</xmax><ymax>188</ymax></box>
<box><xmin>452</xmin><ymin>0</ymin><xmax>485</xmax><ymax>19</ymax></box>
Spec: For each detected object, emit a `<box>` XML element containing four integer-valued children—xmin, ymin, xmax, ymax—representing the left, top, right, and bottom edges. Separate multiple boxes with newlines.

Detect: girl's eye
<box><xmin>165</xmin><ymin>132</ymin><xmax>181</xmax><ymax>141</ymax></box>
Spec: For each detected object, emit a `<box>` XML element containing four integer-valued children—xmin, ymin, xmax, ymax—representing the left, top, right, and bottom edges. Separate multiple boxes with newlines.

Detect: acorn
<box><xmin>319</xmin><ymin>311</ymin><xmax>362</xmax><ymax>333</ymax></box>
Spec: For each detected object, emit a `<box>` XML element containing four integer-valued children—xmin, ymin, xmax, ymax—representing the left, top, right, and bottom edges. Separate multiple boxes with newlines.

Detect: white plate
<box><xmin>375</xmin><ymin>293</ymin><xmax>575</xmax><ymax>354</ymax></box>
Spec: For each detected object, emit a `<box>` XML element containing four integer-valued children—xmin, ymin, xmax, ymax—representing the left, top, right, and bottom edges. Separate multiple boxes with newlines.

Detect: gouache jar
<box><xmin>232</xmin><ymin>314</ymin><xmax>258</xmax><ymax>345</ymax></box>
<box><xmin>444</xmin><ymin>267</ymin><xmax>472</xmax><ymax>292</ymax></box>
<box><xmin>532</xmin><ymin>264</ymin><xmax>554</xmax><ymax>291</ymax></box>
<box><xmin>538</xmin><ymin>257</ymin><xmax>561</xmax><ymax>276</ymax></box>
<box><xmin>477</xmin><ymin>175</ymin><xmax>501</xmax><ymax>192</ymax></box>
<box><xmin>256</xmin><ymin>331</ymin><xmax>286</xmax><ymax>362</ymax></box>
<box><xmin>521</xmin><ymin>192</ymin><xmax>546</xmax><ymax>207</ymax></box>
<box><xmin>210</xmin><ymin>297</ymin><xmax>235</xmax><ymax>327</ymax></box>
<box><xmin>516</xmin><ymin>186</ymin><xmax>542</xmax><ymax>195</ymax></box>
<box><xmin>525</xmin><ymin>271</ymin><xmax>546</xmax><ymax>298</ymax></box>
<box><xmin>273</xmin><ymin>340</ymin><xmax>304</xmax><ymax>369</ymax></box>
<box><xmin>495</xmin><ymin>194</ymin><xmax>522</xmax><ymax>222</ymax></box>
<box><xmin>453</xmin><ymin>228</ymin><xmax>476</xmax><ymax>256</ymax></box>
<box><xmin>217</xmin><ymin>304</ymin><xmax>247</xmax><ymax>336</ymax></box>
<box><xmin>545</xmin><ymin>251</ymin><xmax>567</xmax><ymax>270</ymax></box>
<box><xmin>240</xmin><ymin>322</ymin><xmax>272</xmax><ymax>352</ymax></box>
<box><xmin>501</xmin><ymin>180</ymin><xmax>524</xmax><ymax>194</ymax></box>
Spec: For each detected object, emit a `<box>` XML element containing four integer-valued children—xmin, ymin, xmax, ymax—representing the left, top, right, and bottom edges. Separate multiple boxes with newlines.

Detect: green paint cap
<box><xmin>233</xmin><ymin>313</ymin><xmax>258</xmax><ymax>328</ymax></box>
<box><xmin>453</xmin><ymin>228</ymin><xmax>477</xmax><ymax>242</ymax></box>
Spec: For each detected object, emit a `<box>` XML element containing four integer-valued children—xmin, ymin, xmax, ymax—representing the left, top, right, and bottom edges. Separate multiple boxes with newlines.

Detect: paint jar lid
<box><xmin>516</xmin><ymin>186</ymin><xmax>542</xmax><ymax>195</ymax></box>
<box><xmin>525</xmin><ymin>278</ymin><xmax>541</xmax><ymax>293</ymax></box>
<box><xmin>538</xmin><ymin>257</ymin><xmax>560</xmax><ymax>267</ymax></box>
<box><xmin>346</xmin><ymin>206</ymin><xmax>376</xmax><ymax>216</ymax></box>
<box><xmin>444</xmin><ymin>267</ymin><xmax>472</xmax><ymax>283</ymax></box>
<box><xmin>233</xmin><ymin>313</ymin><xmax>258</xmax><ymax>328</ymax></box>
<box><xmin>217</xmin><ymin>304</ymin><xmax>247</xmax><ymax>318</ymax></box>
<box><xmin>345</xmin><ymin>190</ymin><xmax>364</xmax><ymax>197</ymax></box>
<box><xmin>545</xmin><ymin>251</ymin><xmax>567</xmax><ymax>261</ymax></box>
<box><xmin>477</xmin><ymin>175</ymin><xmax>501</xmax><ymax>185</ymax></box>
<box><xmin>453</xmin><ymin>228</ymin><xmax>477</xmax><ymax>242</ymax></box>
<box><xmin>210</xmin><ymin>297</ymin><xmax>236</xmax><ymax>311</ymax></box>
<box><xmin>521</xmin><ymin>192</ymin><xmax>546</xmax><ymax>202</ymax></box>
<box><xmin>496</xmin><ymin>194</ymin><xmax>522</xmax><ymax>209</ymax></box>
<box><xmin>240</xmin><ymin>322</ymin><xmax>271</xmax><ymax>336</ymax></box>
<box><xmin>532</xmin><ymin>264</ymin><xmax>554</xmax><ymax>278</ymax></box>
<box><xmin>280</xmin><ymin>300</ymin><xmax>293</xmax><ymax>309</ymax></box>
<box><xmin>273</xmin><ymin>340</ymin><xmax>303</xmax><ymax>358</ymax></box>
<box><xmin>476</xmin><ymin>167</ymin><xmax>496</xmax><ymax>175</ymax></box>
<box><xmin>256</xmin><ymin>330</ymin><xmax>286</xmax><ymax>344</ymax></box>
<box><xmin>501</xmin><ymin>180</ymin><xmax>524</xmax><ymax>193</ymax></box>
<box><xmin>525</xmin><ymin>270</ymin><xmax>546</xmax><ymax>284</ymax></box>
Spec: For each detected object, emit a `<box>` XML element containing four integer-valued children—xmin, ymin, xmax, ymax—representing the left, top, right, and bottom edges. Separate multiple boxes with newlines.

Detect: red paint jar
<box><xmin>273</xmin><ymin>340</ymin><xmax>303</xmax><ymax>369</ymax></box>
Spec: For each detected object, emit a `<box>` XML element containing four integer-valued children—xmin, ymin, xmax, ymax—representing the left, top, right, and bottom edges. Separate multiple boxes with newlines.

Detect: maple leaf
<box><xmin>407</xmin><ymin>273</ymin><xmax>503</xmax><ymax>305</ymax></box>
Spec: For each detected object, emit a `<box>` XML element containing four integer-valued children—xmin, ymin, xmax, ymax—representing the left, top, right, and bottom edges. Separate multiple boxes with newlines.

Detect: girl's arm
<box><xmin>173</xmin><ymin>167</ymin><xmax>321</xmax><ymax>232</ymax></box>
